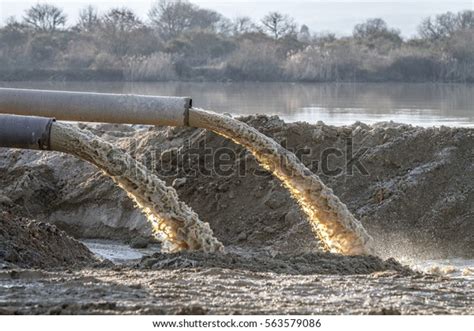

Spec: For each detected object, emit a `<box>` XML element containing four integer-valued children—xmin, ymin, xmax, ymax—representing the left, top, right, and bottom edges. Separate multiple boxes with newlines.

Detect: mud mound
<box><xmin>0</xmin><ymin>212</ymin><xmax>98</xmax><ymax>269</ymax></box>
<box><xmin>144</xmin><ymin>117</ymin><xmax>473</xmax><ymax>259</ymax></box>
<box><xmin>138</xmin><ymin>251</ymin><xmax>411</xmax><ymax>275</ymax></box>
<box><xmin>0</xmin><ymin>117</ymin><xmax>472</xmax><ymax>259</ymax></box>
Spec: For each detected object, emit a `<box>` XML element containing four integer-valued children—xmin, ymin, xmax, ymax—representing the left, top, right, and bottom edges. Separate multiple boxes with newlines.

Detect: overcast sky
<box><xmin>0</xmin><ymin>0</ymin><xmax>472</xmax><ymax>37</ymax></box>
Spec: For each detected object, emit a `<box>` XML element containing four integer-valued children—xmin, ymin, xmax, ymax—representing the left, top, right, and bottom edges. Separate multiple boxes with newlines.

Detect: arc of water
<box><xmin>189</xmin><ymin>108</ymin><xmax>375</xmax><ymax>255</ymax></box>
<box><xmin>49</xmin><ymin>121</ymin><xmax>224</xmax><ymax>253</ymax></box>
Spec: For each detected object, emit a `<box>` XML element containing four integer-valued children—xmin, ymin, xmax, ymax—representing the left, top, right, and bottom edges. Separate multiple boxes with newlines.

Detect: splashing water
<box><xmin>50</xmin><ymin>121</ymin><xmax>224</xmax><ymax>253</ymax></box>
<box><xmin>189</xmin><ymin>108</ymin><xmax>375</xmax><ymax>255</ymax></box>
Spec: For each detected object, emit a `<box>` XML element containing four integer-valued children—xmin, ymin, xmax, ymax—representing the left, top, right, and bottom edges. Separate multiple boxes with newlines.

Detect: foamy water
<box><xmin>410</xmin><ymin>259</ymin><xmax>474</xmax><ymax>280</ymax></box>
<box><xmin>189</xmin><ymin>108</ymin><xmax>374</xmax><ymax>255</ymax></box>
<box><xmin>50</xmin><ymin>122</ymin><xmax>224</xmax><ymax>253</ymax></box>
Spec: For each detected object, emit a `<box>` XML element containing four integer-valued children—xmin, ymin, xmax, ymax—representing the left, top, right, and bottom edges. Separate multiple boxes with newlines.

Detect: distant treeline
<box><xmin>0</xmin><ymin>1</ymin><xmax>473</xmax><ymax>82</ymax></box>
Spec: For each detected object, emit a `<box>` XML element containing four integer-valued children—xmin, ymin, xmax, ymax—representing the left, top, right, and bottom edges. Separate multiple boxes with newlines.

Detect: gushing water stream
<box><xmin>50</xmin><ymin>121</ymin><xmax>224</xmax><ymax>253</ymax></box>
<box><xmin>189</xmin><ymin>108</ymin><xmax>374</xmax><ymax>255</ymax></box>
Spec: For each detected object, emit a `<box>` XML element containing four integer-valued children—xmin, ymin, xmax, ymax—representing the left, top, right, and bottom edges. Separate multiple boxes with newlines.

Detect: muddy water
<box><xmin>189</xmin><ymin>108</ymin><xmax>373</xmax><ymax>255</ymax></box>
<box><xmin>49</xmin><ymin>122</ymin><xmax>223</xmax><ymax>253</ymax></box>
<box><xmin>3</xmin><ymin>239</ymin><xmax>471</xmax><ymax>315</ymax></box>
<box><xmin>1</xmin><ymin>265</ymin><xmax>472</xmax><ymax>314</ymax></box>
<box><xmin>82</xmin><ymin>240</ymin><xmax>161</xmax><ymax>264</ymax></box>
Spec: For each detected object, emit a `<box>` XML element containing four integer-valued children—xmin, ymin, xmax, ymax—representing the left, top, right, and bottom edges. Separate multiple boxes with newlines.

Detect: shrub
<box><xmin>123</xmin><ymin>52</ymin><xmax>177</xmax><ymax>81</ymax></box>
<box><xmin>285</xmin><ymin>41</ymin><xmax>366</xmax><ymax>81</ymax></box>
<box><xmin>91</xmin><ymin>52</ymin><xmax>121</xmax><ymax>70</ymax></box>
<box><xmin>24</xmin><ymin>33</ymin><xmax>68</xmax><ymax>67</ymax></box>
<box><xmin>225</xmin><ymin>40</ymin><xmax>284</xmax><ymax>81</ymax></box>
<box><xmin>60</xmin><ymin>38</ymin><xmax>97</xmax><ymax>69</ymax></box>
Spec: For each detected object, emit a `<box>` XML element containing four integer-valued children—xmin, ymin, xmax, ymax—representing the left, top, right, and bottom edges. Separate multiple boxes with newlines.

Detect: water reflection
<box><xmin>1</xmin><ymin>81</ymin><xmax>473</xmax><ymax>127</ymax></box>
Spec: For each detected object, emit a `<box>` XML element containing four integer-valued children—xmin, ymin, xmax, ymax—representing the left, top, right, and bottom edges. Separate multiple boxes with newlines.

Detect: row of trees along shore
<box><xmin>0</xmin><ymin>1</ymin><xmax>473</xmax><ymax>82</ymax></box>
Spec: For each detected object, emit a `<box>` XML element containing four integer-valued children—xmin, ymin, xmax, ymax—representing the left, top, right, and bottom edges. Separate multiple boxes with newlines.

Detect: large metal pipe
<box><xmin>0</xmin><ymin>88</ymin><xmax>191</xmax><ymax>127</ymax></box>
<box><xmin>0</xmin><ymin>114</ymin><xmax>54</xmax><ymax>150</ymax></box>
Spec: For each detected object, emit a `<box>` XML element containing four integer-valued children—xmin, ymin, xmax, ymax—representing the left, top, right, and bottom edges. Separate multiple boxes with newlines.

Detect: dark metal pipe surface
<box><xmin>0</xmin><ymin>114</ymin><xmax>54</xmax><ymax>150</ymax></box>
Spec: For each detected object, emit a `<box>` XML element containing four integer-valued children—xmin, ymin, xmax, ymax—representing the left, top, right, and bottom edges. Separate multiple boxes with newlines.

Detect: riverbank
<box><xmin>2</xmin><ymin>69</ymin><xmax>474</xmax><ymax>84</ymax></box>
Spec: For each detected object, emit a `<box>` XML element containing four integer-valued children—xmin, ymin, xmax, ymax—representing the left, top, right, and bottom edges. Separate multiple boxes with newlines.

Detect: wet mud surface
<box><xmin>1</xmin><ymin>214</ymin><xmax>472</xmax><ymax>314</ymax></box>
<box><xmin>0</xmin><ymin>267</ymin><xmax>472</xmax><ymax>315</ymax></box>
<box><xmin>137</xmin><ymin>251</ymin><xmax>410</xmax><ymax>275</ymax></box>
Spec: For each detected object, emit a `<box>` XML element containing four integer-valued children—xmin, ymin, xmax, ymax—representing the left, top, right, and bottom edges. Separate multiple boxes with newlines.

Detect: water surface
<box><xmin>81</xmin><ymin>239</ymin><xmax>161</xmax><ymax>264</ymax></box>
<box><xmin>1</xmin><ymin>82</ymin><xmax>473</xmax><ymax>127</ymax></box>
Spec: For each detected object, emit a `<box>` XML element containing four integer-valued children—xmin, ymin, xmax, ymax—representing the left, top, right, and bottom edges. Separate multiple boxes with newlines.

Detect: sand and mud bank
<box><xmin>0</xmin><ymin>212</ymin><xmax>98</xmax><ymax>269</ymax></box>
<box><xmin>0</xmin><ymin>116</ymin><xmax>473</xmax><ymax>314</ymax></box>
<box><xmin>1</xmin><ymin>116</ymin><xmax>471</xmax><ymax>258</ymax></box>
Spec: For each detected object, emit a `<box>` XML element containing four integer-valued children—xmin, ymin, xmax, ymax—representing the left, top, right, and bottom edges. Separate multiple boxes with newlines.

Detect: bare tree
<box><xmin>102</xmin><ymin>8</ymin><xmax>142</xmax><ymax>33</ymax></box>
<box><xmin>456</xmin><ymin>10</ymin><xmax>474</xmax><ymax>30</ymax></box>
<box><xmin>215</xmin><ymin>17</ymin><xmax>233</xmax><ymax>35</ymax></box>
<box><xmin>260</xmin><ymin>12</ymin><xmax>297</xmax><ymax>39</ymax></box>
<box><xmin>0</xmin><ymin>16</ymin><xmax>29</xmax><ymax>47</ymax></box>
<box><xmin>190</xmin><ymin>8</ymin><xmax>222</xmax><ymax>30</ymax></box>
<box><xmin>148</xmin><ymin>0</ymin><xmax>223</xmax><ymax>39</ymax></box>
<box><xmin>77</xmin><ymin>5</ymin><xmax>100</xmax><ymax>33</ymax></box>
<box><xmin>418</xmin><ymin>10</ymin><xmax>474</xmax><ymax>41</ymax></box>
<box><xmin>148</xmin><ymin>0</ymin><xmax>195</xmax><ymax>39</ymax></box>
<box><xmin>418</xmin><ymin>17</ymin><xmax>439</xmax><ymax>41</ymax></box>
<box><xmin>418</xmin><ymin>12</ymin><xmax>457</xmax><ymax>41</ymax></box>
<box><xmin>23</xmin><ymin>4</ymin><xmax>66</xmax><ymax>32</ymax></box>
<box><xmin>3</xmin><ymin>16</ymin><xmax>29</xmax><ymax>33</ymax></box>
<box><xmin>100</xmin><ymin>8</ymin><xmax>144</xmax><ymax>56</ymax></box>
<box><xmin>231</xmin><ymin>16</ymin><xmax>257</xmax><ymax>35</ymax></box>
<box><xmin>298</xmin><ymin>24</ymin><xmax>311</xmax><ymax>42</ymax></box>
<box><xmin>353</xmin><ymin>18</ymin><xmax>401</xmax><ymax>46</ymax></box>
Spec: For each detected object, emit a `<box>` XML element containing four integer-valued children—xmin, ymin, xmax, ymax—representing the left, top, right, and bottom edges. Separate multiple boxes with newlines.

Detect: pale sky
<box><xmin>0</xmin><ymin>0</ymin><xmax>472</xmax><ymax>37</ymax></box>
